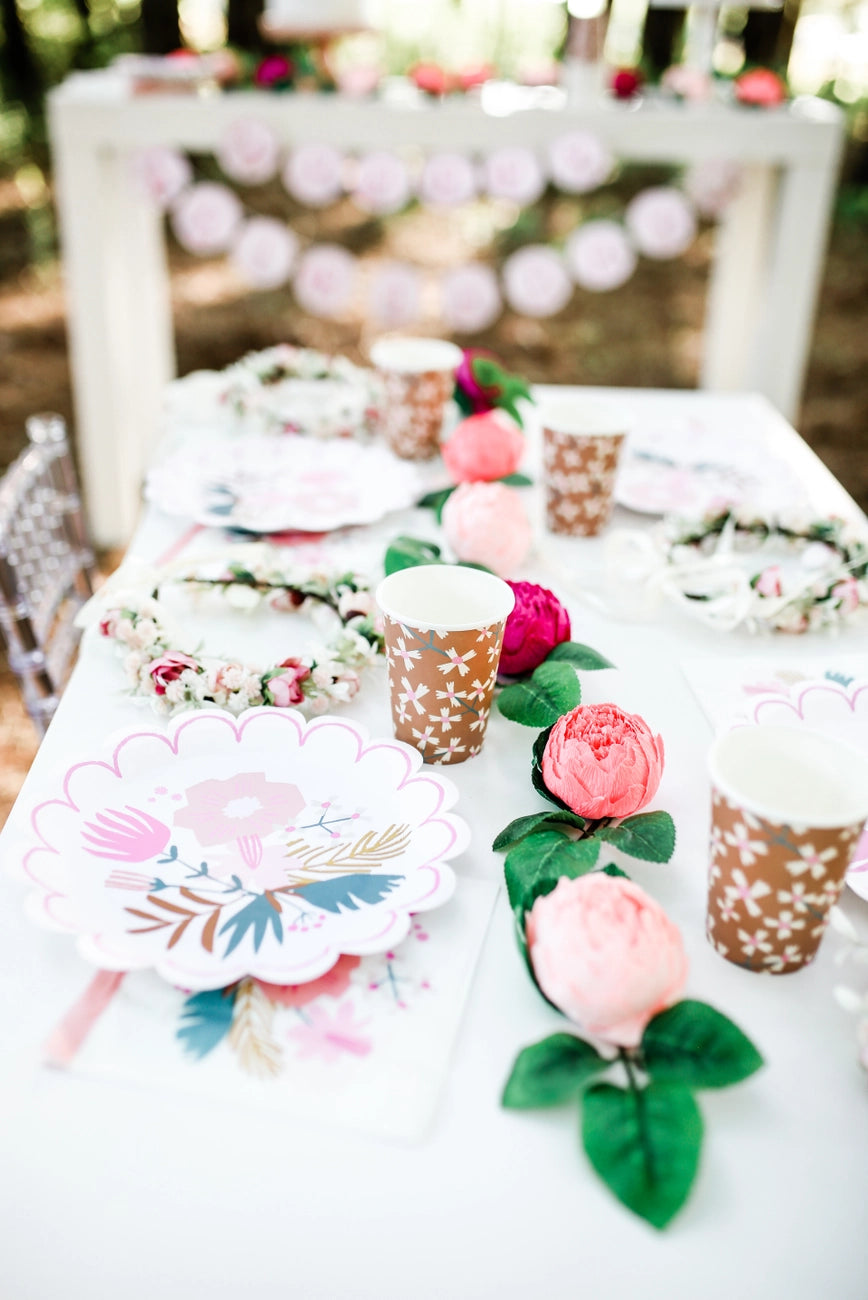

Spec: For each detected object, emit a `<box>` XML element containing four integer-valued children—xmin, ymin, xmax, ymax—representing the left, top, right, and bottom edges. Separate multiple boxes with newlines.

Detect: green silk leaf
<box><xmin>497</xmin><ymin>661</ymin><xmax>581</xmax><ymax>728</ymax></box>
<box><xmin>531</xmin><ymin>725</ymin><xmax>573</xmax><ymax>810</ymax></box>
<box><xmin>492</xmin><ymin>809</ymin><xmax>587</xmax><ymax>852</ymax></box>
<box><xmin>384</xmin><ymin>536</ymin><xmax>443</xmax><ymax>575</ymax></box>
<box><xmin>582</xmin><ymin>1081</ymin><xmax>703</xmax><ymax>1229</ymax></box>
<box><xmin>502</xmin><ymin>1033</ymin><xmax>607</xmax><ymax>1109</ymax></box>
<box><xmin>599</xmin><ymin>811</ymin><xmax>677</xmax><ymax>863</ymax></box>
<box><xmin>546</xmin><ymin>641</ymin><xmax>615</xmax><ymax>670</ymax></box>
<box><xmin>504</xmin><ymin>830</ymin><xmax>601</xmax><ymax>915</ymax></box>
<box><xmin>641</xmin><ymin>1000</ymin><xmax>764</xmax><ymax>1089</ymax></box>
<box><xmin>417</xmin><ymin>486</ymin><xmax>456</xmax><ymax>522</ymax></box>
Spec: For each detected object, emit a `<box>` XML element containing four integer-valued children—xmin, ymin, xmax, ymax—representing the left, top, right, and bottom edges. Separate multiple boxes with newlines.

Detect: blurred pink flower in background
<box><xmin>293</xmin><ymin>244</ymin><xmax>356</xmax><ymax>317</ymax></box>
<box><xmin>442</xmin><ymin>410</ymin><xmax>525</xmax><ymax>483</ymax></box>
<box><xmin>282</xmin><ymin>143</ymin><xmax>344</xmax><ymax>207</ymax></box>
<box><xmin>231</xmin><ymin>217</ymin><xmax>298</xmax><ymax>290</ymax></box>
<box><xmin>171</xmin><ymin>182</ymin><xmax>243</xmax><ymax>255</ymax></box>
<box><xmin>217</xmin><ymin>118</ymin><xmax>279</xmax><ymax>185</ymax></box>
<box><xmin>441</xmin><ymin>264</ymin><xmax>502</xmax><ymax>333</ymax></box>
<box><xmin>502</xmin><ymin>246</ymin><xmax>572</xmax><ymax>317</ymax></box>
<box><xmin>441</xmin><ymin>481</ymin><xmax>532</xmax><ymax>576</ymax></box>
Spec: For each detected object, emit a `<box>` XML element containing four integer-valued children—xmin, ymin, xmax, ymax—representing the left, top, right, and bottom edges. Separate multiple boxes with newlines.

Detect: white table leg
<box><xmin>701</xmin><ymin>163</ymin><xmax>778</xmax><ymax>397</ymax></box>
<box><xmin>50</xmin><ymin>112</ymin><xmax>174</xmax><ymax>548</ymax></box>
<box><xmin>745</xmin><ymin>149</ymin><xmax>843</xmax><ymax>421</ymax></box>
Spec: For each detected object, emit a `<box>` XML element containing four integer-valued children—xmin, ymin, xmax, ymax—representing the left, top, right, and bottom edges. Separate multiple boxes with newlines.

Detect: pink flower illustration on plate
<box><xmin>173</xmin><ymin>772</ymin><xmax>306</xmax><ymax>847</ymax></box>
<box><xmin>287</xmin><ymin>1001</ymin><xmax>372</xmax><ymax>1062</ymax></box>
<box><xmin>82</xmin><ymin>807</ymin><xmax>170</xmax><ymax>862</ymax></box>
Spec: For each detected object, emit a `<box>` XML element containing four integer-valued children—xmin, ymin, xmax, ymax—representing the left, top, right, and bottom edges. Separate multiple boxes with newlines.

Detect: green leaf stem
<box><xmin>582</xmin><ymin>1080</ymin><xmax>703</xmax><ymax>1229</ymax></box>
<box><xmin>384</xmin><ymin>536</ymin><xmax>443</xmax><ymax>575</ymax></box>
<box><xmin>641</xmin><ymin>1001</ymin><xmax>764</xmax><ymax>1089</ymax></box>
<box><xmin>504</xmin><ymin>831</ymin><xmax>601</xmax><ymax>915</ymax></box>
<box><xmin>546</xmin><ymin>642</ymin><xmax>615</xmax><ymax>671</ymax></box>
<box><xmin>599</xmin><ymin>811</ymin><xmax>677</xmax><ymax>863</ymax></box>
<box><xmin>497</xmin><ymin>661</ymin><xmax>581</xmax><ymax>728</ymax></box>
<box><xmin>503</xmin><ymin>1034</ymin><xmax>607</xmax><ymax>1109</ymax></box>
<box><xmin>492</xmin><ymin>810</ymin><xmax>587</xmax><ymax>852</ymax></box>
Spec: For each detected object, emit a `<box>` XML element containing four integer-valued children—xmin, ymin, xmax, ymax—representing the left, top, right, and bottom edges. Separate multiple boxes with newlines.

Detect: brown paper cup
<box><xmin>539</xmin><ymin>397</ymin><xmax>628</xmax><ymax>536</ymax></box>
<box><xmin>370</xmin><ymin>337</ymin><xmax>463</xmax><ymax>461</ymax></box>
<box><xmin>706</xmin><ymin>726</ymin><xmax>868</xmax><ymax>974</ymax></box>
<box><xmin>376</xmin><ymin>564</ymin><xmax>515</xmax><ymax>765</ymax></box>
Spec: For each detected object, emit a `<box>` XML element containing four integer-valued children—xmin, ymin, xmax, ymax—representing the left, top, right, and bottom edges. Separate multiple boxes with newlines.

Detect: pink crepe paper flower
<box><xmin>455</xmin><ymin>349</ymin><xmax>501</xmax><ymax>412</ymax></box>
<box><xmin>500</xmin><ymin>581</ymin><xmax>571</xmax><ymax>676</ymax></box>
<box><xmin>441</xmin><ymin>411</ymin><xmax>525</xmax><ymax>484</ymax></box>
<box><xmin>441</xmin><ymin>481</ymin><xmax>532</xmax><ymax>577</ymax></box>
<box><xmin>254</xmin><ymin>54</ymin><xmax>294</xmax><ymax>89</ymax></box>
<box><xmin>541</xmin><ymin>702</ymin><xmax>664</xmax><ymax>820</ymax></box>
<box><xmin>146</xmin><ymin>651</ymin><xmax>200</xmax><ymax>696</ymax></box>
<box><xmin>526</xmin><ymin>874</ymin><xmax>688</xmax><ymax>1048</ymax></box>
<box><xmin>264</xmin><ymin>657</ymin><xmax>311</xmax><ymax>707</ymax></box>
<box><xmin>256</xmin><ymin>954</ymin><xmax>361</xmax><ymax>1006</ymax></box>
<box><xmin>611</xmin><ymin>68</ymin><xmax>643</xmax><ymax>100</ymax></box>
<box><xmin>173</xmin><ymin>772</ymin><xmax>306</xmax><ymax>847</ymax></box>
<box><xmin>81</xmin><ymin>806</ymin><xmax>171</xmax><ymax>863</ymax></box>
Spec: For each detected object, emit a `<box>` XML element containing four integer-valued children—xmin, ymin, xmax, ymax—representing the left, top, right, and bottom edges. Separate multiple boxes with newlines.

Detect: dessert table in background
<box><xmin>48</xmin><ymin>72</ymin><xmax>845</xmax><ymax>546</ymax></box>
<box><xmin>1</xmin><ymin>387</ymin><xmax>867</xmax><ymax>1300</ymax></box>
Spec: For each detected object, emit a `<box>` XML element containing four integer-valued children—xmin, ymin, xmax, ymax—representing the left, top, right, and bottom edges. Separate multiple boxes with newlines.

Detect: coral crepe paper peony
<box><xmin>442</xmin><ymin>411</ymin><xmax>525</xmax><ymax>484</ymax></box>
<box><xmin>542</xmin><ymin>702</ymin><xmax>664</xmax><ymax>819</ymax></box>
<box><xmin>441</xmin><ymin>482</ymin><xmax>532</xmax><ymax>577</ymax></box>
<box><xmin>500</xmin><ymin>581</ymin><xmax>571</xmax><ymax>675</ymax></box>
<box><xmin>526</xmin><ymin>874</ymin><xmax>688</xmax><ymax>1048</ymax></box>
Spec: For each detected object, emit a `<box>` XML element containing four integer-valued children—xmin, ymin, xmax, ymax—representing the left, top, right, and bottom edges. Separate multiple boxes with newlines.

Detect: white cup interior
<box><xmin>376</xmin><ymin>564</ymin><xmax>515</xmax><ymax>631</ymax></box>
<box><xmin>709</xmin><ymin>724</ymin><xmax>868</xmax><ymax>828</ymax></box>
<box><xmin>369</xmin><ymin>337</ymin><xmax>464</xmax><ymax>375</ymax></box>
<box><xmin>539</xmin><ymin>396</ymin><xmax>630</xmax><ymax>438</ymax></box>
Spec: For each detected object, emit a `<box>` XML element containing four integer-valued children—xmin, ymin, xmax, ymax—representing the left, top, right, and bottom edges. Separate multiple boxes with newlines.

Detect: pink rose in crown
<box><xmin>441</xmin><ymin>482</ymin><xmax>532</xmax><ymax>577</ymax></box>
<box><xmin>500</xmin><ymin>581</ymin><xmax>570</xmax><ymax>676</ymax></box>
<box><xmin>754</xmin><ymin>565</ymin><xmax>783</xmax><ymax>598</ymax></box>
<box><xmin>265</xmin><ymin>657</ymin><xmax>311</xmax><ymax>706</ymax></box>
<box><xmin>442</xmin><ymin>411</ymin><xmax>525</xmax><ymax>484</ymax></box>
<box><xmin>542</xmin><ymin>702</ymin><xmax>664</xmax><ymax>820</ymax></box>
<box><xmin>147</xmin><ymin>651</ymin><xmax>199</xmax><ymax>696</ymax></box>
<box><xmin>734</xmin><ymin>68</ymin><xmax>787</xmax><ymax>107</ymax></box>
<box><xmin>526</xmin><ymin>874</ymin><xmax>688</xmax><ymax>1048</ymax></box>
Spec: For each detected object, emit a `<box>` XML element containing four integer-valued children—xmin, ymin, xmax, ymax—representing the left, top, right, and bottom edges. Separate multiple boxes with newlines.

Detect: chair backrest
<box><xmin>0</xmin><ymin>413</ymin><xmax>95</xmax><ymax>737</ymax></box>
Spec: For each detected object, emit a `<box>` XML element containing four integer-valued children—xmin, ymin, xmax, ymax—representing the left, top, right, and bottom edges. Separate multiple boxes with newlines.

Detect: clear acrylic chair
<box><xmin>0</xmin><ymin>413</ymin><xmax>95</xmax><ymax>737</ymax></box>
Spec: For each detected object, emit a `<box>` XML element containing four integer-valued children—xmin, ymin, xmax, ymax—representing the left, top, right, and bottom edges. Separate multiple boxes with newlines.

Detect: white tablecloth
<box><xmin>2</xmin><ymin>388</ymin><xmax>867</xmax><ymax>1300</ymax></box>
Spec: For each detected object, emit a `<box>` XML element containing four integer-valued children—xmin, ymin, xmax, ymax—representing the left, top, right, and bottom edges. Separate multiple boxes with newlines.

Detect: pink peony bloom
<box><xmin>734</xmin><ymin>68</ymin><xmax>787</xmax><ymax>107</ymax></box>
<box><xmin>265</xmin><ymin>657</ymin><xmax>311</xmax><ymax>706</ymax></box>
<box><xmin>441</xmin><ymin>481</ymin><xmax>532</xmax><ymax>577</ymax></box>
<box><xmin>542</xmin><ymin>702</ymin><xmax>664</xmax><ymax>820</ymax></box>
<box><xmin>255</xmin><ymin>954</ymin><xmax>361</xmax><ymax>1006</ymax></box>
<box><xmin>442</xmin><ymin>411</ymin><xmax>525</xmax><ymax>484</ymax></box>
<box><xmin>500</xmin><ymin>580</ymin><xmax>571</xmax><ymax>676</ymax></box>
<box><xmin>147</xmin><ymin>651</ymin><xmax>199</xmax><ymax>696</ymax></box>
<box><xmin>526</xmin><ymin>874</ymin><xmax>688</xmax><ymax>1048</ymax></box>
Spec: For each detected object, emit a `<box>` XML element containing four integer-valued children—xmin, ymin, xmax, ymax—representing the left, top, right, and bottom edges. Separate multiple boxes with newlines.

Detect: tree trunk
<box><xmin>0</xmin><ymin>0</ymin><xmax>42</xmax><ymax>107</ymax></box>
<box><xmin>641</xmin><ymin>8</ymin><xmax>686</xmax><ymax>80</ymax></box>
<box><xmin>140</xmin><ymin>0</ymin><xmax>182</xmax><ymax>55</ymax></box>
<box><xmin>227</xmin><ymin>0</ymin><xmax>266</xmax><ymax>53</ymax></box>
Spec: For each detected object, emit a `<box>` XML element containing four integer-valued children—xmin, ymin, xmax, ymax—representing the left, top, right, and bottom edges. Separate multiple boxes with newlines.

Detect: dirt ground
<box><xmin>1</xmin><ymin>192</ymin><xmax>866</xmax><ymax>823</ymax></box>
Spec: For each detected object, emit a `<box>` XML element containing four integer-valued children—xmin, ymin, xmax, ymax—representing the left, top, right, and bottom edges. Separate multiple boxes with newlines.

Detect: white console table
<box><xmin>48</xmin><ymin>74</ymin><xmax>845</xmax><ymax>546</ymax></box>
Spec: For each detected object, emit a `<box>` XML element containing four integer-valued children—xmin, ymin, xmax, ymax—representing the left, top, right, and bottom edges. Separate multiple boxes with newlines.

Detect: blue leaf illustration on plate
<box><xmin>205</xmin><ymin>482</ymin><xmax>238</xmax><ymax>517</ymax></box>
<box><xmin>177</xmin><ymin>987</ymin><xmax>237</xmax><ymax>1059</ymax></box>
<box><xmin>294</xmin><ymin>872</ymin><xmax>404</xmax><ymax>914</ymax></box>
<box><xmin>219</xmin><ymin>894</ymin><xmax>284</xmax><ymax>956</ymax></box>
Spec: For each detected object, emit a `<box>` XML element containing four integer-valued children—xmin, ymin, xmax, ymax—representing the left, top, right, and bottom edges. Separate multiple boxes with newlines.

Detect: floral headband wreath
<box><xmin>80</xmin><ymin>547</ymin><xmax>384</xmax><ymax>717</ymax></box>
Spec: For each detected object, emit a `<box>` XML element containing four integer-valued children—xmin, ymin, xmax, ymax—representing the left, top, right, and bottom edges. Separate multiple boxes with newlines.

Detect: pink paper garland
<box><xmin>231</xmin><ymin>217</ymin><xmax>299</xmax><ymax>290</ymax></box>
<box><xmin>441</xmin><ymin>263</ymin><xmax>502</xmax><ymax>333</ymax></box>
<box><xmin>218</xmin><ymin>118</ymin><xmax>280</xmax><ymax>185</ymax></box>
<box><xmin>282</xmin><ymin>142</ymin><xmax>345</xmax><ymax>207</ymax></box>
<box><xmin>171</xmin><ymin>182</ymin><xmax>243</xmax><ymax>255</ymax></box>
<box><xmin>293</xmin><ymin>243</ymin><xmax>356</xmax><ymax>317</ymax></box>
<box><xmin>503</xmin><ymin>246</ymin><xmax>572</xmax><ymax>318</ymax></box>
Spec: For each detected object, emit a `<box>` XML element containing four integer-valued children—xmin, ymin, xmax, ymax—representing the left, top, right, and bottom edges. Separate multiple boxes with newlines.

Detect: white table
<box><xmin>48</xmin><ymin>74</ymin><xmax>845</xmax><ymax>547</ymax></box>
<box><xmin>2</xmin><ymin>388</ymin><xmax>867</xmax><ymax>1300</ymax></box>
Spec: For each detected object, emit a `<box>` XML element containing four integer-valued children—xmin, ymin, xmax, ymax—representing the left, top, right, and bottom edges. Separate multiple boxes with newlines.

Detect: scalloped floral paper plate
<box><xmin>21</xmin><ymin>709</ymin><xmax>467</xmax><ymax>990</ymax></box>
<box><xmin>145</xmin><ymin>433</ymin><xmax>422</xmax><ymax>533</ymax></box>
<box><xmin>742</xmin><ymin>678</ymin><xmax>868</xmax><ymax>901</ymax></box>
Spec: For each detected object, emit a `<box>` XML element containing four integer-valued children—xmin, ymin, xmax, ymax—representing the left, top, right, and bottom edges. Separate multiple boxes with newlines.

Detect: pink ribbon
<box><xmin>43</xmin><ymin>970</ymin><xmax>126</xmax><ymax>1068</ymax></box>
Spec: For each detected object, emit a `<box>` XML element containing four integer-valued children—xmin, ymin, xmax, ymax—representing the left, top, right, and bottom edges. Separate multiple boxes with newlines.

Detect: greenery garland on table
<box><xmin>94</xmin><ymin>551</ymin><xmax>383</xmax><ymax>717</ymax></box>
<box><xmin>479</xmin><ymin>570</ymin><xmax>764</xmax><ymax>1229</ymax></box>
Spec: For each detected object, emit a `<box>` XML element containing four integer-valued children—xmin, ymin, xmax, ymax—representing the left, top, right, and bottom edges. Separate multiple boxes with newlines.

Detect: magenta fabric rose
<box><xmin>526</xmin><ymin>874</ymin><xmax>688</xmax><ymax>1048</ymax></box>
<box><xmin>541</xmin><ymin>702</ymin><xmax>664</xmax><ymax>820</ymax></box>
<box><xmin>500</xmin><ymin>581</ymin><xmax>570</xmax><ymax>676</ymax></box>
<box><xmin>442</xmin><ymin>410</ymin><xmax>525</xmax><ymax>484</ymax></box>
<box><xmin>147</xmin><ymin>651</ymin><xmax>199</xmax><ymax>696</ymax></box>
<box><xmin>441</xmin><ymin>481</ymin><xmax>532</xmax><ymax>577</ymax></box>
<box><xmin>254</xmin><ymin>54</ymin><xmax>294</xmax><ymax>89</ymax></box>
<box><xmin>455</xmin><ymin>348</ymin><xmax>501</xmax><ymax>413</ymax></box>
<box><xmin>265</xmin><ymin>657</ymin><xmax>310</xmax><ymax>707</ymax></box>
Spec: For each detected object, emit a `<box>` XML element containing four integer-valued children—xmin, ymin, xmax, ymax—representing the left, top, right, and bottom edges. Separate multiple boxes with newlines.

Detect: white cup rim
<box><xmin>370</xmin><ymin>337</ymin><xmax>464</xmax><ymax>375</ymax></box>
<box><xmin>376</xmin><ymin>563</ymin><xmax>515</xmax><ymax>632</ymax></box>
<box><xmin>539</xmin><ymin>396</ymin><xmax>631</xmax><ymax>438</ymax></box>
<box><xmin>708</xmin><ymin>724</ymin><xmax>868</xmax><ymax>829</ymax></box>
